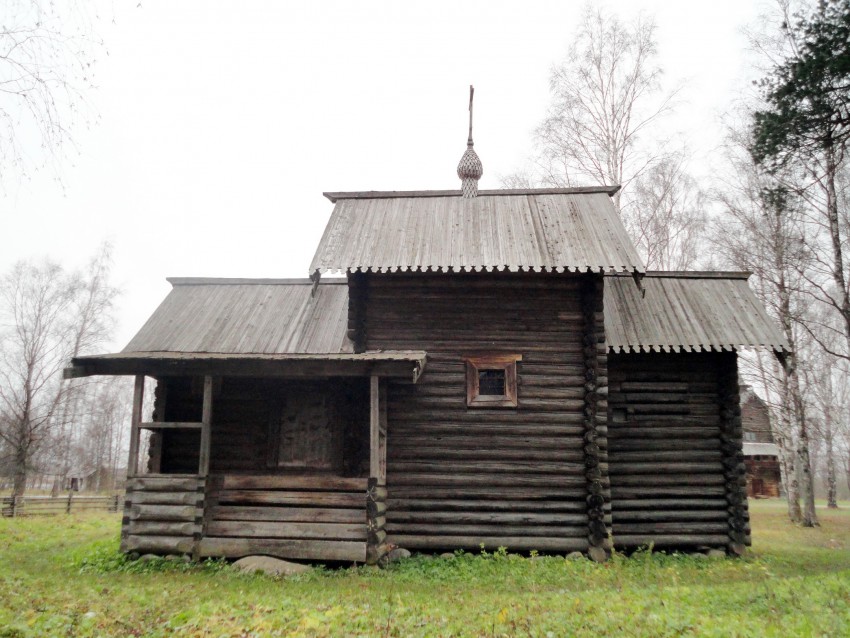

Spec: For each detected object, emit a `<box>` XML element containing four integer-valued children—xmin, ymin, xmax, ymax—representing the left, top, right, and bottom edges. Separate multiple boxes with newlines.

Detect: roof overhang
<box><xmin>65</xmin><ymin>351</ymin><xmax>427</xmax><ymax>383</ymax></box>
<box><xmin>322</xmin><ymin>186</ymin><xmax>621</xmax><ymax>202</ymax></box>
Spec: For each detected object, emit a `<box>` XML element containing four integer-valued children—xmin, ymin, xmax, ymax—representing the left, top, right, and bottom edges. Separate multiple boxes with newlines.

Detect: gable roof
<box><xmin>310</xmin><ymin>188</ymin><xmax>645</xmax><ymax>275</ymax></box>
<box><xmin>604</xmin><ymin>272</ymin><xmax>790</xmax><ymax>354</ymax></box>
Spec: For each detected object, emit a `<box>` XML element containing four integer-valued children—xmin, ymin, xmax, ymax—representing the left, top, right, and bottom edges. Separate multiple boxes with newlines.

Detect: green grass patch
<box><xmin>1</xmin><ymin>501</ymin><xmax>848</xmax><ymax>636</ymax></box>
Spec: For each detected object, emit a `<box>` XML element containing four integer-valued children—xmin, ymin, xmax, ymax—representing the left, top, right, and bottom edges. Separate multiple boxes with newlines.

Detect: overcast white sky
<box><xmin>2</xmin><ymin>0</ymin><xmax>769</xmax><ymax>350</ymax></box>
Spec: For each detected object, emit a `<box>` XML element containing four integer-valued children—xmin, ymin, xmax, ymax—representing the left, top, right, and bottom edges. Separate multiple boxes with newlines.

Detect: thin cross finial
<box><xmin>467</xmin><ymin>85</ymin><xmax>474</xmax><ymax>146</ymax></box>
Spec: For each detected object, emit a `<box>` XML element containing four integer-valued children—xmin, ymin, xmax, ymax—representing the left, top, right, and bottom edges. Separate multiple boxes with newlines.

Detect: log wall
<box><xmin>121</xmin><ymin>475</ymin><xmax>205</xmax><ymax>555</ymax></box>
<box><xmin>197</xmin><ymin>474</ymin><xmax>368</xmax><ymax>562</ymax></box>
<box><xmin>607</xmin><ymin>351</ymin><xmax>749</xmax><ymax>552</ymax></box>
<box><xmin>363</xmin><ymin>272</ymin><xmax>601</xmax><ymax>553</ymax></box>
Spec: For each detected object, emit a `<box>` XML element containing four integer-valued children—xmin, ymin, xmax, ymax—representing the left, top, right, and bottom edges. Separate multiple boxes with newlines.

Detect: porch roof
<box><xmin>66</xmin><ymin>277</ymin><xmax>426</xmax><ymax>382</ymax></box>
<box><xmin>67</xmin><ymin>351</ymin><xmax>427</xmax><ymax>382</ymax></box>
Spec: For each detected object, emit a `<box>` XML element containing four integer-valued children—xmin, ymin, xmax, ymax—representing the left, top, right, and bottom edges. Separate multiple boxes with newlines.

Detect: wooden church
<box><xmin>68</xmin><ymin>94</ymin><xmax>789</xmax><ymax>564</ymax></box>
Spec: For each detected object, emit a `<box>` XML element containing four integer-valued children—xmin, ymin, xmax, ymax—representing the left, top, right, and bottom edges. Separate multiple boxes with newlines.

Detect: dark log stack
<box><xmin>582</xmin><ymin>275</ymin><xmax>610</xmax><ymax>562</ymax></box>
<box><xmin>366</xmin><ymin>477</ymin><xmax>388</xmax><ymax>564</ymax></box>
<box><xmin>199</xmin><ymin>474</ymin><xmax>368</xmax><ymax>562</ymax></box>
<box><xmin>718</xmin><ymin>360</ymin><xmax>751</xmax><ymax>555</ymax></box>
<box><xmin>366</xmin><ymin>273</ymin><xmax>591</xmax><ymax>553</ymax></box>
<box><xmin>121</xmin><ymin>476</ymin><xmax>205</xmax><ymax>556</ymax></box>
<box><xmin>607</xmin><ymin>352</ymin><xmax>748</xmax><ymax>553</ymax></box>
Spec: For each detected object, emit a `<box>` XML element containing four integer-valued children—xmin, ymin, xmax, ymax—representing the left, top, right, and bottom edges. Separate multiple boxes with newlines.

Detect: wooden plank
<box><xmin>126</xmin><ymin>476</ymin><xmax>203</xmax><ymax>492</ymax></box>
<box><xmin>207</xmin><ymin>520</ymin><xmax>366</xmax><ymax>540</ymax></box>
<box><xmin>387</xmin><ymin>486</ymin><xmax>589</xmax><ymax>500</ymax></box>
<box><xmin>389</xmin><ymin>535</ymin><xmax>588</xmax><ymax>552</ymax></box>
<box><xmin>127</xmin><ymin>521</ymin><xmax>199</xmax><ymax>536</ymax></box>
<box><xmin>129</xmin><ymin>504</ymin><xmax>198</xmax><ymax>522</ymax></box>
<box><xmin>612</xmin><ymin>510</ymin><xmax>728</xmax><ymax>523</ymax></box>
<box><xmin>612</xmin><ymin>499</ymin><xmax>728</xmax><ymax>511</ymax></box>
<box><xmin>388</xmin><ymin>511</ymin><xmax>588</xmax><ymax>525</ymax></box>
<box><xmin>385</xmin><ymin>523</ymin><xmax>588</xmax><ymax>537</ymax></box>
<box><xmin>140</xmin><ymin>421</ymin><xmax>203</xmax><ymax>430</ymax></box>
<box><xmin>387</xmin><ymin>499</ymin><xmax>588</xmax><ymax>513</ymax></box>
<box><xmin>388</xmin><ymin>473</ymin><xmax>587</xmax><ymax>488</ymax></box>
<box><xmin>608</xmin><ymin>462</ymin><xmax>723</xmax><ymax>475</ymax></box>
<box><xmin>220</xmin><ymin>475</ymin><xmax>368</xmax><ymax>491</ymax></box>
<box><xmin>127</xmin><ymin>375</ymin><xmax>145</xmax><ymax>478</ymax></box>
<box><xmin>612</xmin><ymin>486</ymin><xmax>726</xmax><ymax>498</ymax></box>
<box><xmin>211</xmin><ymin>505</ymin><xmax>364</xmax><ymax>523</ymax></box>
<box><xmin>122</xmin><ymin>535</ymin><xmax>195</xmax><ymax>554</ymax></box>
<box><xmin>130</xmin><ymin>491</ymin><xmax>202</xmax><ymax>506</ymax></box>
<box><xmin>387</xmin><ymin>460</ymin><xmax>586</xmax><ymax>475</ymax></box>
<box><xmin>198</xmin><ymin>537</ymin><xmax>366</xmax><ymax>562</ymax></box>
<box><xmin>199</xmin><ymin>375</ymin><xmax>213</xmax><ymax>477</ymax></box>
<box><xmin>370</xmin><ymin>374</ymin><xmax>379</xmax><ymax>478</ymax></box>
<box><xmin>611</xmin><ymin>474</ymin><xmax>725</xmax><ymax>487</ymax></box>
<box><xmin>612</xmin><ymin>522</ymin><xmax>729</xmax><ymax>534</ymax></box>
<box><xmin>213</xmin><ymin>490</ymin><xmax>364</xmax><ymax>508</ymax></box>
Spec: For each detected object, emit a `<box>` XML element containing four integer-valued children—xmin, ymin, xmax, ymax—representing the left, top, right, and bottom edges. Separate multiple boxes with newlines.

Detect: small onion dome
<box><xmin>457</xmin><ymin>143</ymin><xmax>483</xmax><ymax>198</ymax></box>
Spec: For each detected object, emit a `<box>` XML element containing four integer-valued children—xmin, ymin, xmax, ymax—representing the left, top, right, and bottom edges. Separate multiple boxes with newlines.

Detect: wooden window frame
<box><xmin>462</xmin><ymin>354</ymin><xmax>522</xmax><ymax>408</ymax></box>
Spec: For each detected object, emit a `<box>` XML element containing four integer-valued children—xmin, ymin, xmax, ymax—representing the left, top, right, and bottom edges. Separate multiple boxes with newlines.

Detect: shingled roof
<box><xmin>310</xmin><ymin>188</ymin><xmax>645</xmax><ymax>275</ymax></box>
<box><xmin>604</xmin><ymin>272</ymin><xmax>790</xmax><ymax>354</ymax></box>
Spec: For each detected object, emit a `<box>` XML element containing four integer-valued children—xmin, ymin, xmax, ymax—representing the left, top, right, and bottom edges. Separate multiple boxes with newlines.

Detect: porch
<box><xmin>66</xmin><ymin>350</ymin><xmax>425</xmax><ymax>565</ymax></box>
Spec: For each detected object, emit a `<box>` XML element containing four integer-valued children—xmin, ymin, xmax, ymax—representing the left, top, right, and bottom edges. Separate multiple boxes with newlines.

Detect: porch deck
<box><xmin>122</xmin><ymin>474</ymin><xmax>386</xmax><ymax>563</ymax></box>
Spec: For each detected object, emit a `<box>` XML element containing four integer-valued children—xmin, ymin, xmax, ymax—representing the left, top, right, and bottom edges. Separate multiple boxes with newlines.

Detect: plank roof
<box><xmin>604</xmin><ymin>272</ymin><xmax>790</xmax><ymax>354</ymax></box>
<box><xmin>123</xmin><ymin>278</ymin><xmax>353</xmax><ymax>354</ymax></box>
<box><xmin>310</xmin><ymin>188</ymin><xmax>645</xmax><ymax>275</ymax></box>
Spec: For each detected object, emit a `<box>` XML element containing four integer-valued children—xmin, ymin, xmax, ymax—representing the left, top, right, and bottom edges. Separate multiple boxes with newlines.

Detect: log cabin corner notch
<box><xmin>67</xmin><ymin>189</ymin><xmax>789</xmax><ymax>564</ymax></box>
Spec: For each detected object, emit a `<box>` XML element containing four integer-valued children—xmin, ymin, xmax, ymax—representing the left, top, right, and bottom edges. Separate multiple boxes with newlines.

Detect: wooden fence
<box><xmin>1</xmin><ymin>493</ymin><xmax>121</xmax><ymax>517</ymax></box>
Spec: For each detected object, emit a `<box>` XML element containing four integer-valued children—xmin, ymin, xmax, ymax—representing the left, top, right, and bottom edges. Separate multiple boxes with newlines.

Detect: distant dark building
<box><xmin>740</xmin><ymin>386</ymin><xmax>782</xmax><ymax>498</ymax></box>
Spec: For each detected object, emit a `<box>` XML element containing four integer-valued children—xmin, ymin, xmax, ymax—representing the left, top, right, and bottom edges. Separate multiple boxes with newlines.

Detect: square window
<box><xmin>463</xmin><ymin>354</ymin><xmax>521</xmax><ymax>408</ymax></box>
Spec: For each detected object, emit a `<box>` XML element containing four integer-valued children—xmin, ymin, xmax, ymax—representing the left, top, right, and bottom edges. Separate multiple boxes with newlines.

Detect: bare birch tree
<box><xmin>712</xmin><ymin>136</ymin><xmax>819</xmax><ymax>524</ymax></box>
<box><xmin>628</xmin><ymin>152</ymin><xmax>708</xmax><ymax>270</ymax></box>
<box><xmin>533</xmin><ymin>4</ymin><xmax>674</xmax><ymax>211</ymax></box>
<box><xmin>1</xmin><ymin>0</ymin><xmax>104</xmax><ymax>185</ymax></box>
<box><xmin>0</xmin><ymin>260</ymin><xmax>78</xmax><ymax>496</ymax></box>
<box><xmin>503</xmin><ymin>4</ymin><xmax>710</xmax><ymax>269</ymax></box>
<box><xmin>0</xmin><ymin>247</ymin><xmax>118</xmax><ymax>496</ymax></box>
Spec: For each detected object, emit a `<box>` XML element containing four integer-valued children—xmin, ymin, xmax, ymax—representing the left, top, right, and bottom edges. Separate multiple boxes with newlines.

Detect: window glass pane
<box><xmin>478</xmin><ymin>369</ymin><xmax>506</xmax><ymax>396</ymax></box>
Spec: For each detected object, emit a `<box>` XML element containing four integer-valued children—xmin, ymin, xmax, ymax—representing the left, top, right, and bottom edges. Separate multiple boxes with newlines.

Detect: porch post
<box><xmin>127</xmin><ymin>375</ymin><xmax>144</xmax><ymax>478</ymax></box>
<box><xmin>367</xmin><ymin>374</ymin><xmax>388</xmax><ymax>565</ymax></box>
<box><xmin>199</xmin><ymin>375</ymin><xmax>213</xmax><ymax>477</ymax></box>
<box><xmin>370</xmin><ymin>374</ymin><xmax>379</xmax><ymax>478</ymax></box>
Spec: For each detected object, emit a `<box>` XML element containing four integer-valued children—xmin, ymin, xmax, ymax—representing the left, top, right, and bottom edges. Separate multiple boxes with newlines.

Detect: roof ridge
<box><xmin>323</xmin><ymin>186</ymin><xmax>620</xmax><ymax>202</ymax></box>
<box><xmin>166</xmin><ymin>277</ymin><xmax>348</xmax><ymax>286</ymax></box>
<box><xmin>606</xmin><ymin>271</ymin><xmax>752</xmax><ymax>280</ymax></box>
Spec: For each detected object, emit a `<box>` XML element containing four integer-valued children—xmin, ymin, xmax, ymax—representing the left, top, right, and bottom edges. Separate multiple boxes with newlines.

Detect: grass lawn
<box><xmin>0</xmin><ymin>500</ymin><xmax>848</xmax><ymax>637</ymax></box>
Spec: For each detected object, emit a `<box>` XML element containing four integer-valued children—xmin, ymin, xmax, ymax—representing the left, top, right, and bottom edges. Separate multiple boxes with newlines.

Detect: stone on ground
<box><xmin>378</xmin><ymin>547</ymin><xmax>411</xmax><ymax>567</ymax></box>
<box><xmin>232</xmin><ymin>555</ymin><xmax>312</xmax><ymax>577</ymax></box>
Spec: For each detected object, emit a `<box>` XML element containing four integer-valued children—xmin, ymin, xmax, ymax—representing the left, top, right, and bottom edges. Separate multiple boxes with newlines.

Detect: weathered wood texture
<box><xmin>200</xmin><ymin>474</ymin><xmax>367</xmax><ymax>562</ymax></box>
<box><xmin>581</xmin><ymin>275</ymin><xmax>610</xmax><ymax>561</ymax></box>
<box><xmin>364</xmin><ymin>273</ymin><xmax>594</xmax><ymax>553</ymax></box>
<box><xmin>607</xmin><ymin>352</ymin><xmax>747</xmax><ymax>552</ymax></box>
<box><xmin>121</xmin><ymin>475</ymin><xmax>205</xmax><ymax>555</ymax></box>
<box><xmin>155</xmin><ymin>377</ymin><xmax>369</xmax><ymax>477</ymax></box>
<box><xmin>366</xmin><ymin>477</ymin><xmax>388</xmax><ymax>564</ymax></box>
<box><xmin>718</xmin><ymin>360</ymin><xmax>751</xmax><ymax>555</ymax></box>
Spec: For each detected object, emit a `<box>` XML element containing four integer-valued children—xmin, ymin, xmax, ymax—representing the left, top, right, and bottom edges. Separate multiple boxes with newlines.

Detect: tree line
<box><xmin>0</xmin><ymin>246</ymin><xmax>130</xmax><ymax>497</ymax></box>
<box><xmin>506</xmin><ymin>0</ymin><xmax>850</xmax><ymax>525</ymax></box>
